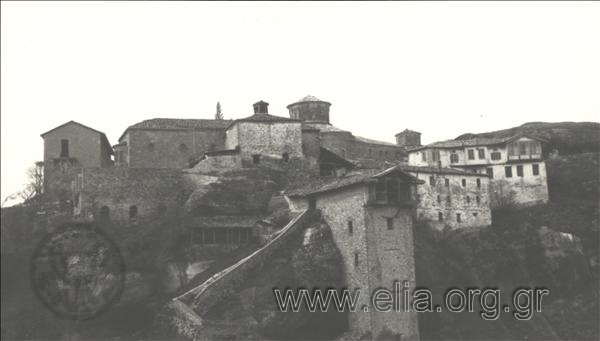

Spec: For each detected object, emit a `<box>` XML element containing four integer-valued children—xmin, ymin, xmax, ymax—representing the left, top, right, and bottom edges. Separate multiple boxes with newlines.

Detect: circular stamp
<box><xmin>30</xmin><ymin>222</ymin><xmax>126</xmax><ymax>321</ymax></box>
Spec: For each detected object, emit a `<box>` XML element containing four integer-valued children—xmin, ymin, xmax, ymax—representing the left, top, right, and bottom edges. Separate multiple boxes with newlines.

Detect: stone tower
<box><xmin>395</xmin><ymin>129</ymin><xmax>422</xmax><ymax>148</ymax></box>
<box><xmin>287</xmin><ymin>95</ymin><xmax>331</xmax><ymax>123</ymax></box>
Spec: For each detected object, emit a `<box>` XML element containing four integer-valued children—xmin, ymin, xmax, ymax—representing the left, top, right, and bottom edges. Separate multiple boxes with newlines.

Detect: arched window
<box><xmin>129</xmin><ymin>205</ymin><xmax>138</xmax><ymax>220</ymax></box>
<box><xmin>282</xmin><ymin>152</ymin><xmax>289</xmax><ymax>163</ymax></box>
<box><xmin>179</xmin><ymin>143</ymin><xmax>188</xmax><ymax>153</ymax></box>
<box><xmin>147</xmin><ymin>143</ymin><xmax>155</xmax><ymax>152</ymax></box>
<box><xmin>99</xmin><ymin>206</ymin><xmax>110</xmax><ymax>221</ymax></box>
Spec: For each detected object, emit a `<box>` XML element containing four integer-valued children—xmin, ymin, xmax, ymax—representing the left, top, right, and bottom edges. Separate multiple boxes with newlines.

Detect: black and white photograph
<box><xmin>1</xmin><ymin>2</ymin><xmax>599</xmax><ymax>340</ymax></box>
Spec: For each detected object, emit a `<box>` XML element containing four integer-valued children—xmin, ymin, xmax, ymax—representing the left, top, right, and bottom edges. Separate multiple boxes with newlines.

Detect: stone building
<box><xmin>40</xmin><ymin>121</ymin><xmax>113</xmax><ymax>204</ymax></box>
<box><xmin>397</xmin><ymin>165</ymin><xmax>492</xmax><ymax>230</ymax></box>
<box><xmin>224</xmin><ymin>101</ymin><xmax>303</xmax><ymax>165</ymax></box>
<box><xmin>407</xmin><ymin>133</ymin><xmax>549</xmax><ymax>207</ymax></box>
<box><xmin>289</xmin><ymin>95</ymin><xmax>408</xmax><ymax>163</ymax></box>
<box><xmin>115</xmin><ymin>118</ymin><xmax>232</xmax><ymax>168</ymax></box>
<box><xmin>285</xmin><ymin>167</ymin><xmax>422</xmax><ymax>340</ymax></box>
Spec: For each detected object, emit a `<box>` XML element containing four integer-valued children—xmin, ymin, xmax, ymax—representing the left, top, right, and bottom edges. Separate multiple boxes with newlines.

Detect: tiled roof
<box><xmin>353</xmin><ymin>135</ymin><xmax>400</xmax><ymax>147</ymax></box>
<box><xmin>285</xmin><ymin>166</ymin><xmax>422</xmax><ymax>197</ymax></box>
<box><xmin>397</xmin><ymin>165</ymin><xmax>488</xmax><ymax>177</ymax></box>
<box><xmin>396</xmin><ymin>129</ymin><xmax>421</xmax><ymax>135</ymax></box>
<box><xmin>127</xmin><ymin>118</ymin><xmax>232</xmax><ymax>130</ymax></box>
<box><xmin>409</xmin><ymin>133</ymin><xmax>546</xmax><ymax>151</ymax></box>
<box><xmin>234</xmin><ymin>113</ymin><xmax>299</xmax><ymax>124</ymax></box>
<box><xmin>119</xmin><ymin>118</ymin><xmax>232</xmax><ymax>141</ymax></box>
<box><xmin>190</xmin><ymin>215</ymin><xmax>259</xmax><ymax>228</ymax></box>
<box><xmin>287</xmin><ymin>95</ymin><xmax>331</xmax><ymax>107</ymax></box>
<box><xmin>302</xmin><ymin>122</ymin><xmax>401</xmax><ymax>147</ymax></box>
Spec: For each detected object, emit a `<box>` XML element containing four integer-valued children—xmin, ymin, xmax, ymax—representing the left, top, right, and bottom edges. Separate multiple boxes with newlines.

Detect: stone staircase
<box><xmin>166</xmin><ymin>209</ymin><xmax>315</xmax><ymax>338</ymax></box>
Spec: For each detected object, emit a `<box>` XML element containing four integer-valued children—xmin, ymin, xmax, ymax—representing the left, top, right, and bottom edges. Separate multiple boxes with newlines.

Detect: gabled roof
<box><xmin>227</xmin><ymin>113</ymin><xmax>300</xmax><ymax>129</ymax></box>
<box><xmin>41</xmin><ymin>120</ymin><xmax>113</xmax><ymax>154</ymax></box>
<box><xmin>319</xmin><ymin>147</ymin><xmax>356</xmax><ymax>168</ymax></box>
<box><xmin>285</xmin><ymin>166</ymin><xmax>423</xmax><ymax>198</ymax></box>
<box><xmin>397</xmin><ymin>165</ymin><xmax>490</xmax><ymax>177</ymax></box>
<box><xmin>119</xmin><ymin>118</ymin><xmax>232</xmax><ymax>141</ymax></box>
<box><xmin>408</xmin><ymin>133</ymin><xmax>547</xmax><ymax>152</ymax></box>
<box><xmin>353</xmin><ymin>135</ymin><xmax>400</xmax><ymax>147</ymax></box>
<box><xmin>287</xmin><ymin>95</ymin><xmax>331</xmax><ymax>108</ymax></box>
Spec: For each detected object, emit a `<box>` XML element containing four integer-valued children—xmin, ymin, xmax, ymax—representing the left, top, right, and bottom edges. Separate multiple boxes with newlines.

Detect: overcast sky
<box><xmin>2</xmin><ymin>1</ymin><xmax>599</xmax><ymax>205</ymax></box>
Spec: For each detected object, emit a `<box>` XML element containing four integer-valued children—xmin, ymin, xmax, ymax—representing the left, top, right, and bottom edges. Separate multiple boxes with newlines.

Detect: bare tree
<box><xmin>19</xmin><ymin>161</ymin><xmax>44</xmax><ymax>203</ymax></box>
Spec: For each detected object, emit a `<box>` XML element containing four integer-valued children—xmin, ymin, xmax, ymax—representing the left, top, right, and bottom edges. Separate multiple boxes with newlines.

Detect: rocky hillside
<box><xmin>455</xmin><ymin>121</ymin><xmax>600</xmax><ymax>155</ymax></box>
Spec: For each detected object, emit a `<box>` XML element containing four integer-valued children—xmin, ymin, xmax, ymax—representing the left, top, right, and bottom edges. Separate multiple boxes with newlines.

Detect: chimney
<box><xmin>253</xmin><ymin>100</ymin><xmax>269</xmax><ymax>114</ymax></box>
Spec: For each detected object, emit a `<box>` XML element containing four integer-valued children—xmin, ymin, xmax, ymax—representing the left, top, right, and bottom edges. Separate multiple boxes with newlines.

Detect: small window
<box><xmin>466</xmin><ymin>196</ymin><xmax>470</xmax><ymax>204</ymax></box>
<box><xmin>252</xmin><ymin>154</ymin><xmax>261</xmax><ymax>164</ymax></box>
<box><xmin>532</xmin><ymin>164</ymin><xmax>539</xmax><ymax>176</ymax></box>
<box><xmin>429</xmin><ymin>176</ymin><xmax>435</xmax><ymax>186</ymax></box>
<box><xmin>478</xmin><ymin>149</ymin><xmax>485</xmax><ymax>159</ymax></box>
<box><xmin>354</xmin><ymin>252</ymin><xmax>359</xmax><ymax>267</ymax></box>
<box><xmin>467</xmin><ymin>149</ymin><xmax>475</xmax><ymax>160</ymax></box>
<box><xmin>446</xmin><ymin>195</ymin><xmax>451</xmax><ymax>204</ymax></box>
<box><xmin>505</xmin><ymin>166</ymin><xmax>513</xmax><ymax>178</ymax></box>
<box><xmin>450</xmin><ymin>153</ymin><xmax>459</xmax><ymax>163</ymax></box>
<box><xmin>386</xmin><ymin>218</ymin><xmax>394</xmax><ymax>230</ymax></box>
<box><xmin>473</xmin><ymin>212</ymin><xmax>478</xmax><ymax>217</ymax></box>
<box><xmin>456</xmin><ymin>213</ymin><xmax>462</xmax><ymax>223</ymax></box>
<box><xmin>461</xmin><ymin>179</ymin><xmax>466</xmax><ymax>187</ymax></box>
<box><xmin>476</xmin><ymin>196</ymin><xmax>481</xmax><ymax>205</ymax></box>
<box><xmin>282</xmin><ymin>152</ymin><xmax>290</xmax><ymax>162</ymax></box>
<box><xmin>516</xmin><ymin>165</ymin><xmax>523</xmax><ymax>177</ymax></box>
<box><xmin>438</xmin><ymin>212</ymin><xmax>443</xmax><ymax>222</ymax></box>
<box><xmin>348</xmin><ymin>220</ymin><xmax>353</xmax><ymax>235</ymax></box>
<box><xmin>147</xmin><ymin>143</ymin><xmax>155</xmax><ymax>152</ymax></box>
<box><xmin>491</xmin><ymin>152</ymin><xmax>501</xmax><ymax>160</ymax></box>
<box><xmin>421</xmin><ymin>151</ymin><xmax>427</xmax><ymax>161</ymax></box>
<box><xmin>432</xmin><ymin>150</ymin><xmax>440</xmax><ymax>162</ymax></box>
<box><xmin>486</xmin><ymin>167</ymin><xmax>494</xmax><ymax>178</ymax></box>
<box><xmin>476</xmin><ymin>178</ymin><xmax>481</xmax><ymax>188</ymax></box>
<box><xmin>179</xmin><ymin>143</ymin><xmax>188</xmax><ymax>153</ymax></box>
<box><xmin>129</xmin><ymin>205</ymin><xmax>138</xmax><ymax>220</ymax></box>
<box><xmin>99</xmin><ymin>206</ymin><xmax>110</xmax><ymax>221</ymax></box>
<box><xmin>437</xmin><ymin>195</ymin><xmax>441</xmax><ymax>204</ymax></box>
<box><xmin>519</xmin><ymin>142</ymin><xmax>528</xmax><ymax>155</ymax></box>
<box><xmin>444</xmin><ymin>178</ymin><xmax>450</xmax><ymax>187</ymax></box>
<box><xmin>60</xmin><ymin>139</ymin><xmax>69</xmax><ymax>157</ymax></box>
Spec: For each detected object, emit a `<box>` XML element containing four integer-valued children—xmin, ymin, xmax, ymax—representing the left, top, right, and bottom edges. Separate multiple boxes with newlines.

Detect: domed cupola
<box><xmin>286</xmin><ymin>95</ymin><xmax>331</xmax><ymax>124</ymax></box>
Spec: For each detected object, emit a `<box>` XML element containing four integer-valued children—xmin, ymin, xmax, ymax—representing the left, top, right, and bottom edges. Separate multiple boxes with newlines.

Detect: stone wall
<box><xmin>310</xmin><ymin>185</ymin><xmax>419</xmax><ymax>339</ymax></box>
<box><xmin>229</xmin><ymin>122</ymin><xmax>303</xmax><ymax>162</ymax></box>
<box><xmin>126</xmin><ymin>128</ymin><xmax>227</xmax><ymax>168</ymax></box>
<box><xmin>191</xmin><ymin>154</ymin><xmax>242</xmax><ymax>173</ymax></box>
<box><xmin>75</xmin><ymin>167</ymin><xmax>186</xmax><ymax>222</ymax></box>
<box><xmin>410</xmin><ymin>172</ymin><xmax>492</xmax><ymax>230</ymax></box>
<box><xmin>320</xmin><ymin>131</ymin><xmax>405</xmax><ymax>162</ymax></box>
<box><xmin>365</xmin><ymin>206</ymin><xmax>420</xmax><ymax>340</ymax></box>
